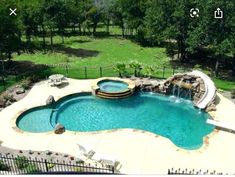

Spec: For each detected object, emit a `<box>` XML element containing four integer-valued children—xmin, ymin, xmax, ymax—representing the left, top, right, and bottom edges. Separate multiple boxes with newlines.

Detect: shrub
<box><xmin>28</xmin><ymin>74</ymin><xmax>45</xmax><ymax>83</ymax></box>
<box><xmin>2</xmin><ymin>93</ymin><xmax>15</xmax><ymax>102</ymax></box>
<box><xmin>47</xmin><ymin>163</ymin><xmax>55</xmax><ymax>169</ymax></box>
<box><xmin>0</xmin><ymin>160</ymin><xmax>9</xmax><ymax>171</ymax></box>
<box><xmin>143</xmin><ymin>65</ymin><xmax>155</xmax><ymax>78</ymax></box>
<box><xmin>15</xmin><ymin>156</ymin><xmax>29</xmax><ymax>169</ymax></box>
<box><xmin>113</xmin><ymin>63</ymin><xmax>127</xmax><ymax>77</ymax></box>
<box><xmin>21</xmin><ymin>79</ymin><xmax>31</xmax><ymax>90</ymax></box>
<box><xmin>193</xmin><ymin>64</ymin><xmax>202</xmax><ymax>71</ymax></box>
<box><xmin>129</xmin><ymin>61</ymin><xmax>142</xmax><ymax>77</ymax></box>
<box><xmin>25</xmin><ymin>164</ymin><xmax>40</xmax><ymax>174</ymax></box>
<box><xmin>75</xmin><ymin>167</ymin><xmax>83</xmax><ymax>172</ymax></box>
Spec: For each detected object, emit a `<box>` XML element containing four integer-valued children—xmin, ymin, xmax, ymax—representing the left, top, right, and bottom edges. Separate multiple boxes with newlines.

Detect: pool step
<box><xmin>96</xmin><ymin>89</ymin><xmax>133</xmax><ymax>99</ymax></box>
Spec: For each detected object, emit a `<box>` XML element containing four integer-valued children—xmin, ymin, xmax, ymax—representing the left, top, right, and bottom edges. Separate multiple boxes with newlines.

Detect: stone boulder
<box><xmin>54</xmin><ymin>123</ymin><xmax>65</xmax><ymax>134</ymax></box>
<box><xmin>46</xmin><ymin>95</ymin><xmax>55</xmax><ymax>105</ymax></box>
<box><xmin>5</xmin><ymin>100</ymin><xmax>12</xmax><ymax>106</ymax></box>
<box><xmin>0</xmin><ymin>97</ymin><xmax>5</xmax><ymax>107</ymax></box>
<box><xmin>16</xmin><ymin>88</ymin><xmax>25</xmax><ymax>95</ymax></box>
<box><xmin>205</xmin><ymin>104</ymin><xmax>217</xmax><ymax>112</ymax></box>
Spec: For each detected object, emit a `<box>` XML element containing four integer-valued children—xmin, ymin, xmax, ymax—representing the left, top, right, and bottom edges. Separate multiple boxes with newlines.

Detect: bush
<box><xmin>193</xmin><ymin>64</ymin><xmax>202</xmax><ymax>71</ymax></box>
<box><xmin>75</xmin><ymin>167</ymin><xmax>83</xmax><ymax>172</ymax></box>
<box><xmin>231</xmin><ymin>88</ymin><xmax>235</xmax><ymax>99</ymax></box>
<box><xmin>47</xmin><ymin>163</ymin><xmax>55</xmax><ymax>169</ymax></box>
<box><xmin>21</xmin><ymin>79</ymin><xmax>31</xmax><ymax>90</ymax></box>
<box><xmin>25</xmin><ymin>164</ymin><xmax>40</xmax><ymax>174</ymax></box>
<box><xmin>15</xmin><ymin>156</ymin><xmax>29</xmax><ymax>169</ymax></box>
<box><xmin>129</xmin><ymin>61</ymin><xmax>142</xmax><ymax>77</ymax></box>
<box><xmin>143</xmin><ymin>65</ymin><xmax>155</xmax><ymax>77</ymax></box>
<box><xmin>113</xmin><ymin>63</ymin><xmax>127</xmax><ymax>77</ymax></box>
<box><xmin>0</xmin><ymin>160</ymin><xmax>9</xmax><ymax>171</ymax></box>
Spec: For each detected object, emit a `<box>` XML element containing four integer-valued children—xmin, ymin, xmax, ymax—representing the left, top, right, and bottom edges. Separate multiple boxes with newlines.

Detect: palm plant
<box><xmin>114</xmin><ymin>63</ymin><xmax>127</xmax><ymax>77</ymax></box>
<box><xmin>129</xmin><ymin>60</ymin><xmax>142</xmax><ymax>77</ymax></box>
<box><xmin>143</xmin><ymin>65</ymin><xmax>155</xmax><ymax>78</ymax></box>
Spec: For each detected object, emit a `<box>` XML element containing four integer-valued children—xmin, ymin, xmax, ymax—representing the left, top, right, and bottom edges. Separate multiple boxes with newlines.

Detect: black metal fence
<box><xmin>0</xmin><ymin>64</ymin><xmax>192</xmax><ymax>93</ymax></box>
<box><xmin>0</xmin><ymin>154</ymin><xmax>114</xmax><ymax>175</ymax></box>
<box><xmin>168</xmin><ymin>168</ymin><xmax>229</xmax><ymax>175</ymax></box>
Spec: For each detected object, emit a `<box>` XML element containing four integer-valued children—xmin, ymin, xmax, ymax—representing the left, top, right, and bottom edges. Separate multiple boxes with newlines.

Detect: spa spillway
<box><xmin>91</xmin><ymin>78</ymin><xmax>136</xmax><ymax>99</ymax></box>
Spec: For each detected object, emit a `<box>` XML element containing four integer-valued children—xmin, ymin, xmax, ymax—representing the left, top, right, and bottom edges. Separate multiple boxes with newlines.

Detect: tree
<box><xmin>87</xmin><ymin>5</ymin><xmax>101</xmax><ymax>36</ymax></box>
<box><xmin>0</xmin><ymin>0</ymin><xmax>21</xmax><ymax>60</ymax></box>
<box><xmin>94</xmin><ymin>0</ymin><xmax>115</xmax><ymax>34</ymax></box>
<box><xmin>20</xmin><ymin>3</ymin><xmax>38</xmax><ymax>48</ymax></box>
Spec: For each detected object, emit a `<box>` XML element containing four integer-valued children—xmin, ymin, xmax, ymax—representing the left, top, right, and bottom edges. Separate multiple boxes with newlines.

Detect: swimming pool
<box><xmin>98</xmin><ymin>80</ymin><xmax>129</xmax><ymax>92</ymax></box>
<box><xmin>16</xmin><ymin>92</ymin><xmax>214</xmax><ymax>150</ymax></box>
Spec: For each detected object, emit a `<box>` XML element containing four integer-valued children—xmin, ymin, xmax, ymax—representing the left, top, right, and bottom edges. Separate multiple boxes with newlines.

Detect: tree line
<box><xmin>0</xmin><ymin>0</ymin><xmax>234</xmax><ymax>77</ymax></box>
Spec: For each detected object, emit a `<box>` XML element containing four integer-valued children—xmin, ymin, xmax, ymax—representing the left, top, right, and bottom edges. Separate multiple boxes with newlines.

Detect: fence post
<box><xmin>44</xmin><ymin>160</ymin><xmax>49</xmax><ymax>172</ymax></box>
<box><xmin>84</xmin><ymin>67</ymin><xmax>87</xmax><ymax>79</ymax></box>
<box><xmin>14</xmin><ymin>70</ymin><xmax>17</xmax><ymax>82</ymax></box>
<box><xmin>163</xmin><ymin>66</ymin><xmax>165</xmax><ymax>78</ymax></box>
<box><xmin>65</xmin><ymin>65</ymin><xmax>68</xmax><ymax>76</ymax></box>
<box><xmin>100</xmin><ymin>67</ymin><xmax>102</xmax><ymax>77</ymax></box>
<box><xmin>1</xmin><ymin>75</ymin><xmax>6</xmax><ymax>91</ymax></box>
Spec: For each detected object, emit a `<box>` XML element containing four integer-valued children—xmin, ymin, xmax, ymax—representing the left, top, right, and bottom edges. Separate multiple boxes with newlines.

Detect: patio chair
<box><xmin>77</xmin><ymin>144</ymin><xmax>96</xmax><ymax>160</ymax></box>
<box><xmin>92</xmin><ymin>153</ymin><xmax>122</xmax><ymax>172</ymax></box>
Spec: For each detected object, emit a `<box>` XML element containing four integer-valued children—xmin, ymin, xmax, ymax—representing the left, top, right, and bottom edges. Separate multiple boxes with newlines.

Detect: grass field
<box><xmin>13</xmin><ymin>36</ymin><xmax>175</xmax><ymax>79</ymax></box>
<box><xmin>0</xmin><ymin>34</ymin><xmax>234</xmax><ymax>93</ymax></box>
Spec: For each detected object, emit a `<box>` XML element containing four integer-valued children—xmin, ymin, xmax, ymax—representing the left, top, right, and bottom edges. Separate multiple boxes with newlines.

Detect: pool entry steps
<box><xmin>91</xmin><ymin>78</ymin><xmax>136</xmax><ymax>99</ymax></box>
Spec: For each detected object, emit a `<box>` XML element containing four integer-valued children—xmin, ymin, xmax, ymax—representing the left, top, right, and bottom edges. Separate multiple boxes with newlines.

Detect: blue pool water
<box><xmin>16</xmin><ymin>92</ymin><xmax>214</xmax><ymax>149</ymax></box>
<box><xmin>98</xmin><ymin>80</ymin><xmax>128</xmax><ymax>92</ymax></box>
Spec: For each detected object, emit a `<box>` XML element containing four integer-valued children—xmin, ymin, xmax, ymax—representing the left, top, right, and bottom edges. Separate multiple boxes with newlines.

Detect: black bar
<box><xmin>85</xmin><ymin>67</ymin><xmax>87</xmax><ymax>79</ymax></box>
<box><xmin>100</xmin><ymin>67</ymin><xmax>102</xmax><ymax>77</ymax></box>
<box><xmin>163</xmin><ymin>66</ymin><xmax>165</xmax><ymax>78</ymax></box>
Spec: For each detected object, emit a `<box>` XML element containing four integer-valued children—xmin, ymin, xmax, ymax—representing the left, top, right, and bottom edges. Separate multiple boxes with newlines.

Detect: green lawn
<box><xmin>0</xmin><ymin>76</ymin><xmax>17</xmax><ymax>93</ymax></box>
<box><xmin>1</xmin><ymin>35</ymin><xmax>233</xmax><ymax>92</ymax></box>
<box><xmin>13</xmin><ymin>36</ymin><xmax>172</xmax><ymax>79</ymax></box>
<box><xmin>213</xmin><ymin>78</ymin><xmax>235</xmax><ymax>91</ymax></box>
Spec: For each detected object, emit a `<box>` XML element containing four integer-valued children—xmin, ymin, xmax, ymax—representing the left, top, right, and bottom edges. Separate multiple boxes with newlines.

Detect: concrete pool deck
<box><xmin>0</xmin><ymin>78</ymin><xmax>235</xmax><ymax>174</ymax></box>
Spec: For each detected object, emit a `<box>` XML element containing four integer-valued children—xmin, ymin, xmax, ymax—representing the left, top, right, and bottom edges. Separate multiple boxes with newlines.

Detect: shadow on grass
<box><xmin>4</xmin><ymin>61</ymin><xmax>53</xmax><ymax>79</ymax></box>
<box><xmin>54</xmin><ymin>45</ymin><xmax>100</xmax><ymax>58</ymax></box>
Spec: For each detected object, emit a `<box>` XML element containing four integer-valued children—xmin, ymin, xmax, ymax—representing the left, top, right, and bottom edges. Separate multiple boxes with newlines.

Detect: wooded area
<box><xmin>0</xmin><ymin>0</ymin><xmax>234</xmax><ymax>78</ymax></box>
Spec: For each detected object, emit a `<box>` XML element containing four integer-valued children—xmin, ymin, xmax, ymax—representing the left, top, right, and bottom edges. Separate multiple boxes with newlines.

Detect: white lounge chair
<box><xmin>77</xmin><ymin>144</ymin><xmax>96</xmax><ymax>160</ymax></box>
<box><xmin>92</xmin><ymin>153</ymin><xmax>122</xmax><ymax>172</ymax></box>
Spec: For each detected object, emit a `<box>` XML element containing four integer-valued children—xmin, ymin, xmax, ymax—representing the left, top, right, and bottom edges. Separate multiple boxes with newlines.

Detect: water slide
<box><xmin>190</xmin><ymin>70</ymin><xmax>216</xmax><ymax>109</ymax></box>
<box><xmin>207</xmin><ymin>119</ymin><xmax>235</xmax><ymax>132</ymax></box>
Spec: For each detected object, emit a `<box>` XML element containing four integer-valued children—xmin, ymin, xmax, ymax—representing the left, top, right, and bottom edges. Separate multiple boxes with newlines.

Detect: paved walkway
<box><xmin>0</xmin><ymin>78</ymin><xmax>235</xmax><ymax>174</ymax></box>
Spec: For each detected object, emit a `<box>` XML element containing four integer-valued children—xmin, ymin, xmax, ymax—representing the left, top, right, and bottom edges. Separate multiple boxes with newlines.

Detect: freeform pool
<box><xmin>16</xmin><ymin>92</ymin><xmax>214</xmax><ymax>150</ymax></box>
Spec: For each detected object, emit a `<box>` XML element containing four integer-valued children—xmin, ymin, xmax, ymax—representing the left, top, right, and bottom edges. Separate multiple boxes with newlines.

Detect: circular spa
<box><xmin>98</xmin><ymin>80</ymin><xmax>128</xmax><ymax>92</ymax></box>
<box><xmin>92</xmin><ymin>78</ymin><xmax>136</xmax><ymax>99</ymax></box>
<box><xmin>16</xmin><ymin>92</ymin><xmax>214</xmax><ymax>150</ymax></box>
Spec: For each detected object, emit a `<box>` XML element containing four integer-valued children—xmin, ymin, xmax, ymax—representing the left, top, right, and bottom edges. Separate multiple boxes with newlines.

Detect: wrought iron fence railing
<box><xmin>0</xmin><ymin>154</ymin><xmax>114</xmax><ymax>175</ymax></box>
